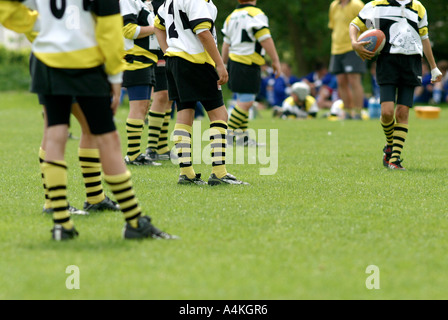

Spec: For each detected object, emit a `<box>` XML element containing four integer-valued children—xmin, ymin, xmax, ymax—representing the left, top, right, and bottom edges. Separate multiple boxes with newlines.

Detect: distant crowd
<box><xmin>250</xmin><ymin>58</ymin><xmax>448</xmax><ymax>119</ymax></box>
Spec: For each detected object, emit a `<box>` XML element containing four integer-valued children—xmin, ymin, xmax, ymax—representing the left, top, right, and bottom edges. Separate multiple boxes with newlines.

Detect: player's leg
<box><xmin>157</xmin><ymin>93</ymin><xmax>175</xmax><ymax>157</ymax></box>
<box><xmin>146</xmin><ymin>89</ymin><xmax>173</xmax><ymax>160</ymax></box>
<box><xmin>147</xmin><ymin>66</ymin><xmax>175</xmax><ymax>160</ymax></box>
<box><xmin>379</xmin><ymin>84</ymin><xmax>396</xmax><ymax>167</ymax></box>
<box><xmin>388</xmin><ymin>85</ymin><xmax>413</xmax><ymax>170</ymax></box>
<box><xmin>71</xmin><ymin>102</ymin><xmax>120</xmax><ymax>212</ymax></box>
<box><xmin>226</xmin><ymin>60</ymin><xmax>263</xmax><ymax>146</ymax></box>
<box><xmin>125</xmin><ymin>86</ymin><xmax>160</xmax><ymax>166</ymax></box>
<box><xmin>231</xmin><ymin>94</ymin><xmax>265</xmax><ymax>147</ymax></box>
<box><xmin>207</xmin><ymin>103</ymin><xmax>249</xmax><ymax>186</ymax></box>
<box><xmin>77</xmin><ymin>95</ymin><xmax>176</xmax><ymax>239</ymax></box>
<box><xmin>228</xmin><ymin>96</ymin><xmax>251</xmax><ymax>144</ymax></box>
<box><xmin>336</xmin><ymin>73</ymin><xmax>354</xmax><ymax>119</ymax></box>
<box><xmin>41</xmin><ymin>95</ymin><xmax>78</xmax><ymax>240</ymax></box>
<box><xmin>347</xmin><ymin>72</ymin><xmax>365</xmax><ymax>119</ymax></box>
<box><xmin>38</xmin><ymin>104</ymin><xmax>52</xmax><ymax>213</ymax></box>
<box><xmin>174</xmin><ymin>105</ymin><xmax>205</xmax><ymax>184</ymax></box>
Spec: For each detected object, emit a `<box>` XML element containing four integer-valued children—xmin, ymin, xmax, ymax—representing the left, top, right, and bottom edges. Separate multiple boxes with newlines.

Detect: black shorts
<box><xmin>44</xmin><ymin>95</ymin><xmax>116</xmax><ymax>135</ymax></box>
<box><xmin>123</xmin><ymin>65</ymin><xmax>156</xmax><ymax>88</ymax></box>
<box><xmin>38</xmin><ymin>94</ymin><xmax>76</xmax><ymax>106</ymax></box>
<box><xmin>329</xmin><ymin>50</ymin><xmax>366</xmax><ymax>75</ymax></box>
<box><xmin>154</xmin><ymin>66</ymin><xmax>168</xmax><ymax>92</ymax></box>
<box><xmin>30</xmin><ymin>55</ymin><xmax>111</xmax><ymax>96</ymax></box>
<box><xmin>165</xmin><ymin>56</ymin><xmax>224</xmax><ymax>112</ymax></box>
<box><xmin>380</xmin><ymin>84</ymin><xmax>415</xmax><ymax>108</ymax></box>
<box><xmin>376</xmin><ymin>53</ymin><xmax>422</xmax><ymax>87</ymax></box>
<box><xmin>227</xmin><ymin>59</ymin><xmax>261</xmax><ymax>94</ymax></box>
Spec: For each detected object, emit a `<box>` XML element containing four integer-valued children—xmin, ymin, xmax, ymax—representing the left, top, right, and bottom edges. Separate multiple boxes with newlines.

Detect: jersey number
<box><xmin>167</xmin><ymin>1</ymin><xmax>178</xmax><ymax>39</ymax></box>
<box><xmin>50</xmin><ymin>0</ymin><xmax>91</xmax><ymax>19</ymax></box>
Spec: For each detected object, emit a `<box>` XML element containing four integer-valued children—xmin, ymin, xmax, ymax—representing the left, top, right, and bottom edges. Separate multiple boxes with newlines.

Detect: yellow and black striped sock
<box><xmin>210</xmin><ymin>120</ymin><xmax>228</xmax><ymax>179</ymax></box>
<box><xmin>147</xmin><ymin>110</ymin><xmax>165</xmax><ymax>151</ymax></box>
<box><xmin>390</xmin><ymin>123</ymin><xmax>409</xmax><ymax>163</ymax></box>
<box><xmin>228</xmin><ymin>105</ymin><xmax>248</xmax><ymax>131</ymax></box>
<box><xmin>240</xmin><ymin>115</ymin><xmax>249</xmax><ymax>133</ymax></box>
<box><xmin>39</xmin><ymin>147</ymin><xmax>51</xmax><ymax>210</ymax></box>
<box><xmin>42</xmin><ymin>161</ymin><xmax>73</xmax><ymax>230</ymax></box>
<box><xmin>78</xmin><ymin>148</ymin><xmax>105</xmax><ymax>205</ymax></box>
<box><xmin>157</xmin><ymin>110</ymin><xmax>171</xmax><ymax>154</ymax></box>
<box><xmin>126</xmin><ymin>118</ymin><xmax>144</xmax><ymax>161</ymax></box>
<box><xmin>104</xmin><ymin>170</ymin><xmax>141</xmax><ymax>228</ymax></box>
<box><xmin>381</xmin><ymin>118</ymin><xmax>395</xmax><ymax>146</ymax></box>
<box><xmin>173</xmin><ymin>123</ymin><xmax>195</xmax><ymax>179</ymax></box>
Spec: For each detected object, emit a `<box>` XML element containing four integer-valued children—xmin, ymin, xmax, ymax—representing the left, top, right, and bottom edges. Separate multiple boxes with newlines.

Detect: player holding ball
<box><xmin>350</xmin><ymin>0</ymin><xmax>442</xmax><ymax>170</ymax></box>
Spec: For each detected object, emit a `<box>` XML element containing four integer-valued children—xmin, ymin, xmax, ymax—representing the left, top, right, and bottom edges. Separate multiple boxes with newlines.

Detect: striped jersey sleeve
<box><xmin>0</xmin><ymin>1</ymin><xmax>37</xmax><ymax>33</ymax></box>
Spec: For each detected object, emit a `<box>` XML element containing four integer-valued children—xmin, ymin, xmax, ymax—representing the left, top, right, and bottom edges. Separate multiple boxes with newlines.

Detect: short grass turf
<box><xmin>1</xmin><ymin>91</ymin><xmax>448</xmax><ymax>300</ymax></box>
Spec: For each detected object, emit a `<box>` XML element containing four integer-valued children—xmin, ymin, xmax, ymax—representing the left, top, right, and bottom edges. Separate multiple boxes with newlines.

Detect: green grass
<box><xmin>1</xmin><ymin>91</ymin><xmax>448</xmax><ymax>300</ymax></box>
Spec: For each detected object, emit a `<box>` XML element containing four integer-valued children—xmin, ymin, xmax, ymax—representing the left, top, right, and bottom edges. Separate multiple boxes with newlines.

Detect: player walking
<box><xmin>350</xmin><ymin>0</ymin><xmax>442</xmax><ymax>170</ymax></box>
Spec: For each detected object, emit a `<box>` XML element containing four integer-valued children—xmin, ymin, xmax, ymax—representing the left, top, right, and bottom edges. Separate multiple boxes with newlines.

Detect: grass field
<box><xmin>1</xmin><ymin>91</ymin><xmax>448</xmax><ymax>300</ymax></box>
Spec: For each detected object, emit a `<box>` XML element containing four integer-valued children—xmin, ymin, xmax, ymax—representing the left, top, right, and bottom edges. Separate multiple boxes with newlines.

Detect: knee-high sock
<box><xmin>147</xmin><ymin>110</ymin><xmax>164</xmax><ymax>151</ymax></box>
<box><xmin>173</xmin><ymin>123</ymin><xmax>195</xmax><ymax>179</ymax></box>
<box><xmin>381</xmin><ymin>118</ymin><xmax>395</xmax><ymax>146</ymax></box>
<box><xmin>126</xmin><ymin>118</ymin><xmax>144</xmax><ymax>161</ymax></box>
<box><xmin>42</xmin><ymin>161</ymin><xmax>73</xmax><ymax>229</ymax></box>
<box><xmin>104</xmin><ymin>170</ymin><xmax>141</xmax><ymax>228</ymax></box>
<box><xmin>228</xmin><ymin>105</ymin><xmax>249</xmax><ymax>131</ymax></box>
<box><xmin>390</xmin><ymin>123</ymin><xmax>408</xmax><ymax>163</ymax></box>
<box><xmin>39</xmin><ymin>147</ymin><xmax>51</xmax><ymax>210</ymax></box>
<box><xmin>210</xmin><ymin>120</ymin><xmax>228</xmax><ymax>179</ymax></box>
<box><xmin>78</xmin><ymin>148</ymin><xmax>105</xmax><ymax>205</ymax></box>
<box><xmin>157</xmin><ymin>110</ymin><xmax>171</xmax><ymax>154</ymax></box>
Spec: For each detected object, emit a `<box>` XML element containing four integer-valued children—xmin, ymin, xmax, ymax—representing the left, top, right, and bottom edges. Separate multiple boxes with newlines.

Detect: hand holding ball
<box><xmin>357</xmin><ymin>29</ymin><xmax>386</xmax><ymax>56</ymax></box>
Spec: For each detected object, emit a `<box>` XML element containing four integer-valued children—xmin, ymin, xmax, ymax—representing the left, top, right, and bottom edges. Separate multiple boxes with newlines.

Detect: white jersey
<box><xmin>221</xmin><ymin>4</ymin><xmax>271</xmax><ymax>66</ymax></box>
<box><xmin>351</xmin><ymin>0</ymin><xmax>429</xmax><ymax>56</ymax></box>
<box><xmin>22</xmin><ymin>0</ymin><xmax>124</xmax><ymax>82</ymax></box>
<box><xmin>120</xmin><ymin>0</ymin><xmax>157</xmax><ymax>70</ymax></box>
<box><xmin>155</xmin><ymin>0</ymin><xmax>218</xmax><ymax>66</ymax></box>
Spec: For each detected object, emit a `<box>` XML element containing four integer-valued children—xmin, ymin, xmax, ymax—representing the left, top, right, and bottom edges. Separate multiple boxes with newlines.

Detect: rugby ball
<box><xmin>357</xmin><ymin>29</ymin><xmax>386</xmax><ymax>55</ymax></box>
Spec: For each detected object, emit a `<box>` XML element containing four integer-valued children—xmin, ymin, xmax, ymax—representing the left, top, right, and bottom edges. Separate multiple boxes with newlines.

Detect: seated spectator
<box><xmin>273</xmin><ymin>82</ymin><xmax>318</xmax><ymax>119</ymax></box>
<box><xmin>302</xmin><ymin>62</ymin><xmax>338</xmax><ymax>110</ymax></box>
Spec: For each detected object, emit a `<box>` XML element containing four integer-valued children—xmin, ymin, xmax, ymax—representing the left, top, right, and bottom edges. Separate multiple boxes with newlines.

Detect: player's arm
<box><xmin>123</xmin><ymin>19</ymin><xmax>154</xmax><ymax>39</ymax></box>
<box><xmin>349</xmin><ymin>24</ymin><xmax>375</xmax><ymax>61</ymax></box>
<box><xmin>0</xmin><ymin>1</ymin><xmax>37</xmax><ymax>34</ymax></box>
<box><xmin>197</xmin><ymin>30</ymin><xmax>228</xmax><ymax>85</ymax></box>
<box><xmin>422</xmin><ymin>38</ymin><xmax>441</xmax><ymax>83</ymax></box>
<box><xmin>259</xmin><ymin>37</ymin><xmax>281</xmax><ymax>78</ymax></box>
<box><xmin>135</xmin><ymin>26</ymin><xmax>155</xmax><ymax>39</ymax></box>
<box><xmin>94</xmin><ymin>0</ymin><xmax>125</xmax><ymax>113</ymax></box>
<box><xmin>154</xmin><ymin>15</ymin><xmax>168</xmax><ymax>53</ymax></box>
<box><xmin>221</xmin><ymin>41</ymin><xmax>230</xmax><ymax>65</ymax></box>
<box><xmin>253</xmin><ymin>18</ymin><xmax>280</xmax><ymax>78</ymax></box>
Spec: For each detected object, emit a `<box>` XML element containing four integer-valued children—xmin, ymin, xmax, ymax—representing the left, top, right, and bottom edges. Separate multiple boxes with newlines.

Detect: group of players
<box><xmin>0</xmin><ymin>0</ymin><xmax>444</xmax><ymax>241</ymax></box>
<box><xmin>0</xmin><ymin>0</ymin><xmax>281</xmax><ymax>241</ymax></box>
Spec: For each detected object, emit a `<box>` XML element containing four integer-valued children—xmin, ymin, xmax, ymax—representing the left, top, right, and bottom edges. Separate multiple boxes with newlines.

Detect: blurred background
<box><xmin>1</xmin><ymin>0</ymin><xmax>447</xmax><ymax>103</ymax></box>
